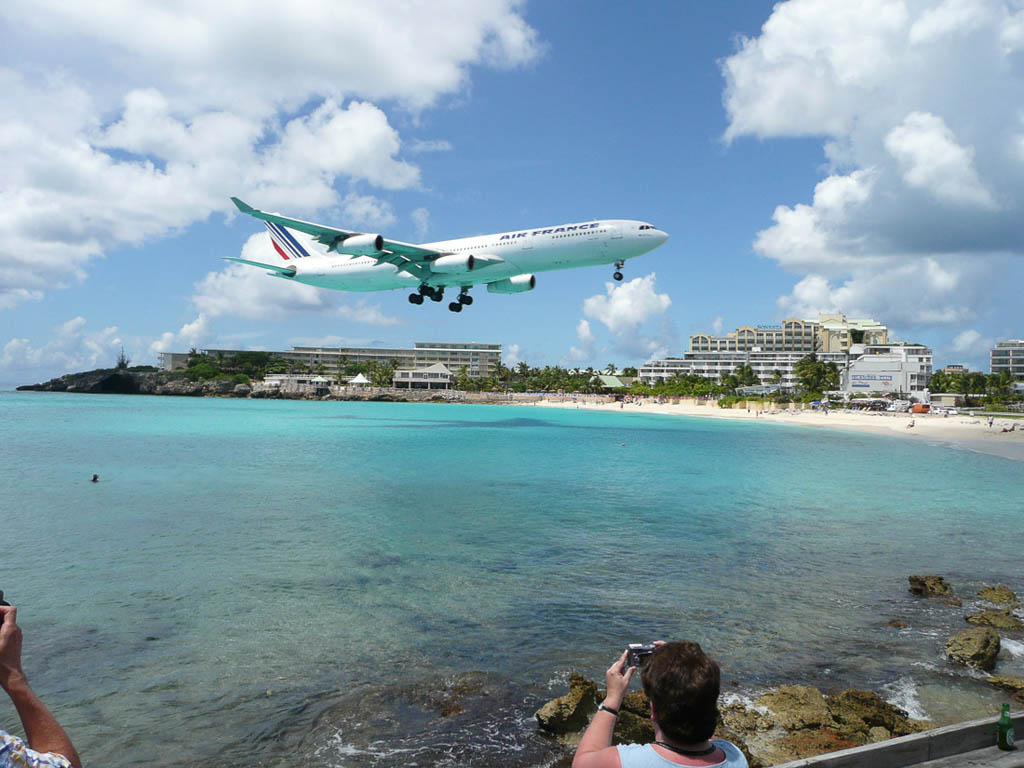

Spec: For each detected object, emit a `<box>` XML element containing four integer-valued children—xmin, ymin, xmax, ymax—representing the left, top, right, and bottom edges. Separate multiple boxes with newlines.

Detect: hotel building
<box><xmin>991</xmin><ymin>340</ymin><xmax>1024</xmax><ymax>378</ymax></box>
<box><xmin>159</xmin><ymin>341</ymin><xmax>502</xmax><ymax>379</ymax></box>
<box><xmin>640</xmin><ymin>314</ymin><xmax>932</xmax><ymax>394</ymax></box>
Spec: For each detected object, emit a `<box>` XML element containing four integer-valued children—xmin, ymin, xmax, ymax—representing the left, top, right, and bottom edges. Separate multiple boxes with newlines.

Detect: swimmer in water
<box><xmin>91</xmin><ymin>474</ymin><xmax>99</xmax><ymax>483</ymax></box>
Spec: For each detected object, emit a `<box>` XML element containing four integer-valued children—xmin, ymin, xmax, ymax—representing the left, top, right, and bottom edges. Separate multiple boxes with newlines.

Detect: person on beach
<box><xmin>0</xmin><ymin>604</ymin><xmax>81</xmax><ymax>768</ymax></box>
<box><xmin>573</xmin><ymin>641</ymin><xmax>748</xmax><ymax>768</ymax></box>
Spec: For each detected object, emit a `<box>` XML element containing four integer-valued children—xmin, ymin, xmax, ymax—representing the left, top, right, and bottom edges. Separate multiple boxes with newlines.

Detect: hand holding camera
<box><xmin>626</xmin><ymin>642</ymin><xmax>657</xmax><ymax>670</ymax></box>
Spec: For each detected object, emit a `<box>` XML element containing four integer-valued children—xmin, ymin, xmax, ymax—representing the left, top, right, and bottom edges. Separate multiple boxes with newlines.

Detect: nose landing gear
<box><xmin>613</xmin><ymin>260</ymin><xmax>625</xmax><ymax>282</ymax></box>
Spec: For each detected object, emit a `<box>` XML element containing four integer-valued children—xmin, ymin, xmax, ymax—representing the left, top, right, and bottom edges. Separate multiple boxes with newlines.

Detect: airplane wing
<box><xmin>231</xmin><ymin>197</ymin><xmax>439</xmax><ymax>281</ymax></box>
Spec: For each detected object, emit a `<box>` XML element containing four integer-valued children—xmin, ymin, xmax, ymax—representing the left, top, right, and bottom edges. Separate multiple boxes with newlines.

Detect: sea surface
<box><xmin>0</xmin><ymin>391</ymin><xmax>1021</xmax><ymax>767</ymax></box>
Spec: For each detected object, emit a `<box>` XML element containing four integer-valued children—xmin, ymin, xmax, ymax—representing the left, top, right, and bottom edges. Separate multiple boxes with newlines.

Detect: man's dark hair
<box><xmin>641</xmin><ymin>641</ymin><xmax>720</xmax><ymax>744</ymax></box>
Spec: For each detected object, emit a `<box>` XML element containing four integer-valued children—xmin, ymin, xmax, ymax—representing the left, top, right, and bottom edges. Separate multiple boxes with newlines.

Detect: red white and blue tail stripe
<box><xmin>265</xmin><ymin>221</ymin><xmax>312</xmax><ymax>260</ymax></box>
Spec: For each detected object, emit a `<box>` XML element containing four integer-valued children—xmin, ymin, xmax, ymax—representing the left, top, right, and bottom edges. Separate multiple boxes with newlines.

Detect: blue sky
<box><xmin>3</xmin><ymin>0</ymin><xmax>1023</xmax><ymax>385</ymax></box>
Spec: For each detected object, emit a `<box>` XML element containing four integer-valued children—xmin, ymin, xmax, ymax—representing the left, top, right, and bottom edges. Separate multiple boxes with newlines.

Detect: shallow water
<box><xmin>0</xmin><ymin>392</ymin><xmax>1021</xmax><ymax>766</ymax></box>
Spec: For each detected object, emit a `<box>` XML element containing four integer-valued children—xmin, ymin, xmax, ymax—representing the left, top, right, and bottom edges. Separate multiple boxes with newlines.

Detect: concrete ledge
<box><xmin>772</xmin><ymin>711</ymin><xmax>1023</xmax><ymax>768</ymax></box>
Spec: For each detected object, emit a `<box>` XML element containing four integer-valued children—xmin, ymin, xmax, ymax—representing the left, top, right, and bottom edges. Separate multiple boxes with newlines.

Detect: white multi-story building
<box><xmin>841</xmin><ymin>343</ymin><xmax>933</xmax><ymax>394</ymax></box>
<box><xmin>159</xmin><ymin>341</ymin><xmax>502</xmax><ymax>378</ymax></box>
<box><xmin>640</xmin><ymin>314</ymin><xmax>929</xmax><ymax>395</ymax></box>
<box><xmin>991</xmin><ymin>340</ymin><xmax>1024</xmax><ymax>378</ymax></box>
<box><xmin>639</xmin><ymin>350</ymin><xmax>848</xmax><ymax>390</ymax></box>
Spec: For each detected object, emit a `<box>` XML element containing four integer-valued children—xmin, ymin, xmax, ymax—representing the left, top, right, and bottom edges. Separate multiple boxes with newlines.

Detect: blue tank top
<box><xmin>616</xmin><ymin>739</ymin><xmax>748</xmax><ymax>768</ymax></box>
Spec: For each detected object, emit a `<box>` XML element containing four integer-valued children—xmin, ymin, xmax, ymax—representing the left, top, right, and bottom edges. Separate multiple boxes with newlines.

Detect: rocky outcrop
<box><xmin>756</xmin><ymin>686</ymin><xmax>832</xmax><ymax>730</ymax></box>
<box><xmin>986</xmin><ymin>676</ymin><xmax>1024</xmax><ymax>693</ymax></box>
<box><xmin>946</xmin><ymin>627</ymin><xmax>1001</xmax><ymax>671</ymax></box>
<box><xmin>979</xmin><ymin>585</ymin><xmax>1019</xmax><ymax>605</ymax></box>
<box><xmin>908</xmin><ymin>575</ymin><xmax>961</xmax><ymax>605</ymax></box>
<box><xmin>825</xmin><ymin>689</ymin><xmax>927</xmax><ymax>741</ymax></box>
<box><xmin>720</xmin><ymin>685</ymin><xmax>925</xmax><ymax>766</ymax></box>
<box><xmin>535</xmin><ymin>674</ymin><xmax>598</xmax><ymax>735</ymax></box>
<box><xmin>965</xmin><ymin>607</ymin><xmax>1023</xmax><ymax>630</ymax></box>
<box><xmin>535</xmin><ymin>679</ymin><xmax>929</xmax><ymax>767</ymax></box>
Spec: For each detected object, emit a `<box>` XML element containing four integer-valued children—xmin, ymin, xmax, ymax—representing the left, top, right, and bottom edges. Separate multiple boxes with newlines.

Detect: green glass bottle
<box><xmin>997</xmin><ymin>703</ymin><xmax>1015</xmax><ymax>751</ymax></box>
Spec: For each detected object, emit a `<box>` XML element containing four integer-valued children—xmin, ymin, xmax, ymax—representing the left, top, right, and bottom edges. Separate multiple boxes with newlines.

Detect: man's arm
<box><xmin>0</xmin><ymin>606</ymin><xmax>81</xmax><ymax>768</ymax></box>
<box><xmin>571</xmin><ymin>650</ymin><xmax>633</xmax><ymax>768</ymax></box>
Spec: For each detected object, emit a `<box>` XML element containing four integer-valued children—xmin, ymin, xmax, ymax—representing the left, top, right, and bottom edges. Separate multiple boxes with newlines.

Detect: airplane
<box><xmin>226</xmin><ymin>197</ymin><xmax>669</xmax><ymax>312</ymax></box>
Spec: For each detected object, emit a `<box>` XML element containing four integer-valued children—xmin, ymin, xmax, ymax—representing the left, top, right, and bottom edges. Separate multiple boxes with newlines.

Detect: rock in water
<box><xmin>979</xmin><ymin>585</ymin><xmax>1019</xmax><ymax>605</ymax></box>
<box><xmin>755</xmin><ymin>685</ymin><xmax>832</xmax><ymax>730</ymax></box>
<box><xmin>946</xmin><ymin>627</ymin><xmax>1001</xmax><ymax>671</ymax></box>
<box><xmin>965</xmin><ymin>608</ymin><xmax>1023</xmax><ymax>630</ymax></box>
<box><xmin>908</xmin><ymin>575</ymin><xmax>961</xmax><ymax>605</ymax></box>
<box><xmin>535</xmin><ymin>674</ymin><xmax>597</xmax><ymax>735</ymax></box>
<box><xmin>986</xmin><ymin>676</ymin><xmax>1024</xmax><ymax>693</ymax></box>
<box><xmin>825</xmin><ymin>689</ymin><xmax>926</xmax><ymax>741</ymax></box>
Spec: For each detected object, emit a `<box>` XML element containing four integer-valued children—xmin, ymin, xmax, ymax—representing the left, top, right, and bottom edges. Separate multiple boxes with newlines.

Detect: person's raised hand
<box><xmin>604</xmin><ymin>650</ymin><xmax>634</xmax><ymax>707</ymax></box>
<box><xmin>0</xmin><ymin>605</ymin><xmax>26</xmax><ymax>692</ymax></box>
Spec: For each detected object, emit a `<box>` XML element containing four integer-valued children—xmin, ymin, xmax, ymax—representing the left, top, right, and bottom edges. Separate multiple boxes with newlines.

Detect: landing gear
<box><xmin>613</xmin><ymin>260</ymin><xmax>625</xmax><ymax>282</ymax></box>
<box><xmin>410</xmin><ymin>285</ymin><xmax>473</xmax><ymax>312</ymax></box>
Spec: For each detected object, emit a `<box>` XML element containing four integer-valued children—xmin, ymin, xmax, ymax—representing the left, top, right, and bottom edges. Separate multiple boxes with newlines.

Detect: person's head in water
<box><xmin>91</xmin><ymin>474</ymin><xmax>98</xmax><ymax>483</ymax></box>
<box><xmin>641</xmin><ymin>641</ymin><xmax>720</xmax><ymax>744</ymax></box>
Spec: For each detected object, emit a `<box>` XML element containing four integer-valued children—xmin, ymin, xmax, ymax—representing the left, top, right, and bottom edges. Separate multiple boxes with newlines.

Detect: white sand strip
<box><xmin>524</xmin><ymin>397</ymin><xmax>1024</xmax><ymax>462</ymax></box>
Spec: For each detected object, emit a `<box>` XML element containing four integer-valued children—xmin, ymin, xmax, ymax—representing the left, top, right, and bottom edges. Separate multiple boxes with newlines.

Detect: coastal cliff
<box><xmin>17</xmin><ymin>368</ymin><xmax>255</xmax><ymax>397</ymax></box>
<box><xmin>15</xmin><ymin>368</ymin><xmax>416</xmax><ymax>400</ymax></box>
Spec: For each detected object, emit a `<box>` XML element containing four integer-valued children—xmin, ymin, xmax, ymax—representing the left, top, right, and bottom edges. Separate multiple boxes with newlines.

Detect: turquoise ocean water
<box><xmin>0</xmin><ymin>391</ymin><xmax>1022</xmax><ymax>767</ymax></box>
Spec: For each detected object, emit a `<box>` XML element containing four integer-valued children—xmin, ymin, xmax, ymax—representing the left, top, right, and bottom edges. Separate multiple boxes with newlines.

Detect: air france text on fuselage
<box><xmin>498</xmin><ymin>223</ymin><xmax>601</xmax><ymax>240</ymax></box>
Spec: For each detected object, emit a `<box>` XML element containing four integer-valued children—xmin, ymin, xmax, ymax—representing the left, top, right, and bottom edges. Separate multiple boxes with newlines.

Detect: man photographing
<box><xmin>0</xmin><ymin>597</ymin><xmax>81</xmax><ymax>768</ymax></box>
<box><xmin>573</xmin><ymin>641</ymin><xmax>747</xmax><ymax>768</ymax></box>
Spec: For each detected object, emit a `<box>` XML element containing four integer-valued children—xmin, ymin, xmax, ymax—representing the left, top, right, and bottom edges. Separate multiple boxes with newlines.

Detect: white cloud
<box><xmin>336</xmin><ymin>302</ymin><xmax>403</xmax><ymax>327</ymax></box>
<box><xmin>0</xmin><ymin>1</ymin><xmax>541</xmax><ymax>308</ymax></box>
<box><xmin>504</xmin><ymin>343</ymin><xmax>522</xmax><ymax>367</ymax></box>
<box><xmin>884</xmin><ymin>112</ymin><xmax>995</xmax><ymax>208</ymax></box>
<box><xmin>411</xmin><ymin>207</ymin><xmax>431</xmax><ymax>240</ymax></box>
<box><xmin>1</xmin><ymin>317</ymin><xmax>122</xmax><ymax>378</ymax></box>
<box><xmin>725</xmin><ymin>0</ymin><xmax>1024</xmax><ymax>333</ymax></box>
<box><xmin>408</xmin><ymin>139</ymin><xmax>454</xmax><ymax>154</ymax></box>
<box><xmin>948</xmin><ymin>328</ymin><xmax>994</xmax><ymax>355</ymax></box>
<box><xmin>577</xmin><ymin>318</ymin><xmax>595</xmax><ymax>344</ymax></box>
<box><xmin>711</xmin><ymin>316</ymin><xmax>724</xmax><ymax>335</ymax></box>
<box><xmin>576</xmin><ymin>273</ymin><xmax>673</xmax><ymax>362</ymax></box>
<box><xmin>583</xmin><ymin>274</ymin><xmax>672</xmax><ymax>335</ymax></box>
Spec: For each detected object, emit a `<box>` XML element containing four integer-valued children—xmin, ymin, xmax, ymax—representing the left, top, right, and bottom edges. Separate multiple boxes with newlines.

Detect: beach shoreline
<box><xmin>525</xmin><ymin>397</ymin><xmax>1024</xmax><ymax>462</ymax></box>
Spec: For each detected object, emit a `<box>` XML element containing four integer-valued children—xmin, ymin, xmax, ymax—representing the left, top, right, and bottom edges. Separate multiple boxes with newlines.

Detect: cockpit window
<box><xmin>638</xmin><ymin>224</ymin><xmax>655</xmax><ymax>230</ymax></box>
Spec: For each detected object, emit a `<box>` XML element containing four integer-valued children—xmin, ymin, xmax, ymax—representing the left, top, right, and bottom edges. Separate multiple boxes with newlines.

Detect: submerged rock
<box><xmin>887</xmin><ymin>619</ymin><xmax>908</xmax><ymax>629</ymax></box>
<box><xmin>946</xmin><ymin>627</ymin><xmax>1001</xmax><ymax>671</ymax></box>
<box><xmin>986</xmin><ymin>676</ymin><xmax>1024</xmax><ymax>693</ymax></box>
<box><xmin>965</xmin><ymin>607</ymin><xmax>1023</xmax><ymax>630</ymax></box>
<box><xmin>979</xmin><ymin>585</ymin><xmax>1019</xmax><ymax>605</ymax></box>
<box><xmin>535</xmin><ymin>674</ymin><xmax>597</xmax><ymax>735</ymax></box>
<box><xmin>909</xmin><ymin>575</ymin><xmax>961</xmax><ymax>605</ymax></box>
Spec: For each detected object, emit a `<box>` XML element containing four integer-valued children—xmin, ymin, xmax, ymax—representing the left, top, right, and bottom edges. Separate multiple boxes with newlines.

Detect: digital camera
<box><xmin>626</xmin><ymin>642</ymin><xmax>656</xmax><ymax>669</ymax></box>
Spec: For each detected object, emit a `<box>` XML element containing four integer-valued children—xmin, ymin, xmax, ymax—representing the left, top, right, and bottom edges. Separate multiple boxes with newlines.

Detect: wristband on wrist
<box><xmin>597</xmin><ymin>703</ymin><xmax>619</xmax><ymax>716</ymax></box>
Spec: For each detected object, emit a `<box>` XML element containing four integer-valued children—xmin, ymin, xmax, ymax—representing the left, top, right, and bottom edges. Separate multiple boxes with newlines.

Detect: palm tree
<box><xmin>605</xmin><ymin>362</ymin><xmax>617</xmax><ymax>375</ymax></box>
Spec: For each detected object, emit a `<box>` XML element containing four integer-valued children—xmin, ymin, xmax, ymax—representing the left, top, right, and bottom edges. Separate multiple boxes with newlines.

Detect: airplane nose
<box><xmin>656</xmin><ymin>229</ymin><xmax>669</xmax><ymax>244</ymax></box>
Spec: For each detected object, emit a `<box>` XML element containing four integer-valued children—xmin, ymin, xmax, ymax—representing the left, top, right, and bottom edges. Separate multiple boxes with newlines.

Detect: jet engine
<box><xmin>337</xmin><ymin>233</ymin><xmax>384</xmax><ymax>255</ymax></box>
<box><xmin>486</xmin><ymin>274</ymin><xmax>536</xmax><ymax>294</ymax></box>
<box><xmin>431</xmin><ymin>254</ymin><xmax>476</xmax><ymax>273</ymax></box>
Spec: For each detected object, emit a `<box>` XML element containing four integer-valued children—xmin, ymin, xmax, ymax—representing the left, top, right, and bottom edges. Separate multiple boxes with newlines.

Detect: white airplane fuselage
<box><xmin>277</xmin><ymin>219</ymin><xmax>668</xmax><ymax>292</ymax></box>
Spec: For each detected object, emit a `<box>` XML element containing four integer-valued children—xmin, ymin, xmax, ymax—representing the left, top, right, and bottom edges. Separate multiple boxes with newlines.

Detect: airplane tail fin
<box><xmin>263</xmin><ymin>221</ymin><xmax>313</xmax><ymax>262</ymax></box>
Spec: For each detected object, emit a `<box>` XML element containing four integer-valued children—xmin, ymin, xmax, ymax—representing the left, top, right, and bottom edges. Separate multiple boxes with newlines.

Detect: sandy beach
<box><xmin>529</xmin><ymin>397</ymin><xmax>1024</xmax><ymax>461</ymax></box>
